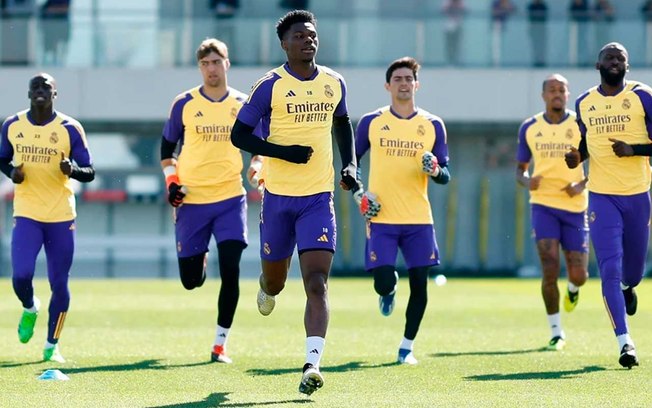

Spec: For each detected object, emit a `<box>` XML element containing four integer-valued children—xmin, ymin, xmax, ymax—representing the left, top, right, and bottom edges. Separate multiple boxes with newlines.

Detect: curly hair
<box><xmin>276</xmin><ymin>9</ymin><xmax>316</xmax><ymax>40</ymax></box>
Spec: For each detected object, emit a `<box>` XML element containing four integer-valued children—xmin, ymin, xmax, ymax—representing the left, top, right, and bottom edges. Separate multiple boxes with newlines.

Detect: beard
<box><xmin>599</xmin><ymin>66</ymin><xmax>626</xmax><ymax>86</ymax></box>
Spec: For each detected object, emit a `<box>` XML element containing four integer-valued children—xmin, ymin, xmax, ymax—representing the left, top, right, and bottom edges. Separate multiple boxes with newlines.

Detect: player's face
<box><xmin>542</xmin><ymin>79</ymin><xmax>569</xmax><ymax>112</ymax></box>
<box><xmin>282</xmin><ymin>22</ymin><xmax>318</xmax><ymax>63</ymax></box>
<box><xmin>385</xmin><ymin>67</ymin><xmax>418</xmax><ymax>101</ymax></box>
<box><xmin>597</xmin><ymin>48</ymin><xmax>628</xmax><ymax>86</ymax></box>
<box><xmin>28</xmin><ymin>74</ymin><xmax>56</xmax><ymax>108</ymax></box>
<box><xmin>198</xmin><ymin>52</ymin><xmax>229</xmax><ymax>88</ymax></box>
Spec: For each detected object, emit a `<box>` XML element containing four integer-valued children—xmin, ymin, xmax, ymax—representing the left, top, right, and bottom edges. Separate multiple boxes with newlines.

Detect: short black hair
<box><xmin>598</xmin><ymin>42</ymin><xmax>628</xmax><ymax>60</ymax></box>
<box><xmin>385</xmin><ymin>57</ymin><xmax>420</xmax><ymax>84</ymax></box>
<box><xmin>541</xmin><ymin>73</ymin><xmax>568</xmax><ymax>91</ymax></box>
<box><xmin>276</xmin><ymin>9</ymin><xmax>316</xmax><ymax>40</ymax></box>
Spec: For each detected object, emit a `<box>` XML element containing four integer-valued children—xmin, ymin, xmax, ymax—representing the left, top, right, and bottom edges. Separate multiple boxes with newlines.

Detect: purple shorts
<box><xmin>365</xmin><ymin>222</ymin><xmax>439</xmax><ymax>271</ymax></box>
<box><xmin>260</xmin><ymin>190</ymin><xmax>336</xmax><ymax>261</ymax></box>
<box><xmin>12</xmin><ymin>216</ymin><xmax>75</xmax><ymax>281</ymax></box>
<box><xmin>174</xmin><ymin>195</ymin><xmax>247</xmax><ymax>258</ymax></box>
<box><xmin>589</xmin><ymin>191</ymin><xmax>650</xmax><ymax>284</ymax></box>
<box><xmin>531</xmin><ymin>203</ymin><xmax>588</xmax><ymax>252</ymax></box>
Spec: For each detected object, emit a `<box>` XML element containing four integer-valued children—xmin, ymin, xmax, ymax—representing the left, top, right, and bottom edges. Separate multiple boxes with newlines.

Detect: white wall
<box><xmin>3</xmin><ymin>67</ymin><xmax>652</xmax><ymax>122</ymax></box>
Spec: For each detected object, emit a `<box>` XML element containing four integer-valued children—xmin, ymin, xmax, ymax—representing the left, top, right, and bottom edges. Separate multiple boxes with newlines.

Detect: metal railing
<box><xmin>2</xmin><ymin>11</ymin><xmax>652</xmax><ymax>68</ymax></box>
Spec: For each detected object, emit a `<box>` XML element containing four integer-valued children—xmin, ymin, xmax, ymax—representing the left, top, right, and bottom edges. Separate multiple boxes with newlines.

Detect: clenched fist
<box><xmin>11</xmin><ymin>163</ymin><xmax>24</xmax><ymax>184</ymax></box>
<box><xmin>60</xmin><ymin>152</ymin><xmax>72</xmax><ymax>175</ymax></box>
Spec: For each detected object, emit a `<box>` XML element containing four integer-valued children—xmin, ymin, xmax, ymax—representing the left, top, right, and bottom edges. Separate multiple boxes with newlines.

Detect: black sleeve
<box><xmin>431</xmin><ymin>164</ymin><xmax>451</xmax><ymax>185</ymax></box>
<box><xmin>70</xmin><ymin>164</ymin><xmax>95</xmax><ymax>182</ymax></box>
<box><xmin>332</xmin><ymin>114</ymin><xmax>355</xmax><ymax>168</ymax></box>
<box><xmin>160</xmin><ymin>136</ymin><xmax>177</xmax><ymax>160</ymax></box>
<box><xmin>578</xmin><ymin>134</ymin><xmax>589</xmax><ymax>162</ymax></box>
<box><xmin>0</xmin><ymin>157</ymin><xmax>12</xmax><ymax>178</ymax></box>
<box><xmin>230</xmin><ymin>119</ymin><xmax>287</xmax><ymax>159</ymax></box>
<box><xmin>631</xmin><ymin>144</ymin><xmax>652</xmax><ymax>156</ymax></box>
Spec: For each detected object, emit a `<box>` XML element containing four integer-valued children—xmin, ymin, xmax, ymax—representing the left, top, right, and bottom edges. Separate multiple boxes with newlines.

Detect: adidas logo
<box><xmin>195</xmin><ymin>111</ymin><xmax>204</xmax><ymax>117</ymax></box>
<box><xmin>285</xmin><ymin>90</ymin><xmax>296</xmax><ymax>97</ymax></box>
<box><xmin>380</xmin><ymin>125</ymin><xmax>390</xmax><ymax>131</ymax></box>
<box><xmin>588</xmin><ymin>105</ymin><xmax>596</xmax><ymax>112</ymax></box>
<box><xmin>218</xmin><ymin>333</ymin><xmax>226</xmax><ymax>338</ymax></box>
<box><xmin>16</xmin><ymin>132</ymin><xmax>24</xmax><ymax>138</ymax></box>
<box><xmin>309</xmin><ymin>348</ymin><xmax>319</xmax><ymax>354</ymax></box>
<box><xmin>535</xmin><ymin>132</ymin><xmax>543</xmax><ymax>138</ymax></box>
<box><xmin>317</xmin><ymin>234</ymin><xmax>329</xmax><ymax>243</ymax></box>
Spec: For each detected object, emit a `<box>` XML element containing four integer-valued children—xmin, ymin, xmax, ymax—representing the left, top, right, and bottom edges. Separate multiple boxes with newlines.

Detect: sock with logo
<box><xmin>547</xmin><ymin>313</ymin><xmax>564</xmax><ymax>338</ymax></box>
<box><xmin>214</xmin><ymin>325</ymin><xmax>229</xmax><ymax>347</ymax></box>
<box><xmin>305</xmin><ymin>336</ymin><xmax>325</xmax><ymax>368</ymax></box>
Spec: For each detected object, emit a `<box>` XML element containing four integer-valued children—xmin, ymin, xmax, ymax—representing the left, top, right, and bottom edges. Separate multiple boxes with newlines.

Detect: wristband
<box><xmin>163</xmin><ymin>165</ymin><xmax>179</xmax><ymax>188</ymax></box>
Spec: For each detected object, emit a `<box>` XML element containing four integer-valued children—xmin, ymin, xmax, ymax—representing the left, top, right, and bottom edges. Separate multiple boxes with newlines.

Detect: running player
<box><xmin>0</xmin><ymin>72</ymin><xmax>95</xmax><ymax>363</ymax></box>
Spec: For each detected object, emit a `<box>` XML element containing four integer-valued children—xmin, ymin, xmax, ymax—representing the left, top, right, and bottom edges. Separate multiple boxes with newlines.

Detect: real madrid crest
<box><xmin>324</xmin><ymin>84</ymin><xmax>333</xmax><ymax>98</ymax></box>
<box><xmin>230</xmin><ymin>107</ymin><xmax>238</xmax><ymax>118</ymax></box>
<box><xmin>417</xmin><ymin>125</ymin><xmax>425</xmax><ymax>137</ymax></box>
<box><xmin>589</xmin><ymin>211</ymin><xmax>596</xmax><ymax>223</ymax></box>
<box><xmin>622</xmin><ymin>98</ymin><xmax>631</xmax><ymax>110</ymax></box>
<box><xmin>565</xmin><ymin>129</ymin><xmax>573</xmax><ymax>139</ymax></box>
<box><xmin>50</xmin><ymin>132</ymin><xmax>58</xmax><ymax>144</ymax></box>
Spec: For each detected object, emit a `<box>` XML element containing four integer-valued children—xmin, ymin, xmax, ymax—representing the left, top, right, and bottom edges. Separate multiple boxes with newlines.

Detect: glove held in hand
<box><xmin>353</xmin><ymin>190</ymin><xmax>381</xmax><ymax>219</ymax></box>
<box><xmin>166</xmin><ymin>174</ymin><xmax>186</xmax><ymax>207</ymax></box>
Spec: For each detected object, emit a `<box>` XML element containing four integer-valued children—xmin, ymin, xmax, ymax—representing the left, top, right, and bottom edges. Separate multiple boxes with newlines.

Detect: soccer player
<box><xmin>565</xmin><ymin>42</ymin><xmax>652</xmax><ymax>368</ymax></box>
<box><xmin>160</xmin><ymin>38</ymin><xmax>258</xmax><ymax>364</ymax></box>
<box><xmin>230</xmin><ymin>10</ymin><xmax>359</xmax><ymax>395</ymax></box>
<box><xmin>516</xmin><ymin>74</ymin><xmax>589</xmax><ymax>351</ymax></box>
<box><xmin>355</xmin><ymin>57</ymin><xmax>450</xmax><ymax>364</ymax></box>
<box><xmin>354</xmin><ymin>57</ymin><xmax>450</xmax><ymax>365</ymax></box>
<box><xmin>0</xmin><ymin>73</ymin><xmax>95</xmax><ymax>363</ymax></box>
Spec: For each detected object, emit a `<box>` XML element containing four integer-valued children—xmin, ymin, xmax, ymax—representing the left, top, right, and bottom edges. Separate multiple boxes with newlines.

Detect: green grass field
<box><xmin>1</xmin><ymin>277</ymin><xmax>651</xmax><ymax>408</ymax></box>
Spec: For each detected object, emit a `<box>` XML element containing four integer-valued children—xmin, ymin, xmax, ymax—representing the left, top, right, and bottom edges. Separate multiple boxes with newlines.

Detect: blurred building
<box><xmin>1</xmin><ymin>0</ymin><xmax>651</xmax><ymax>278</ymax></box>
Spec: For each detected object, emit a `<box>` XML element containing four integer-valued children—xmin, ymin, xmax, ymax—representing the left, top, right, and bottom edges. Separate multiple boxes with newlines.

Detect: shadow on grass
<box><xmin>246</xmin><ymin>360</ymin><xmax>397</xmax><ymax>376</ymax></box>
<box><xmin>23</xmin><ymin>359</ymin><xmax>214</xmax><ymax>375</ymax></box>
<box><xmin>147</xmin><ymin>392</ymin><xmax>312</xmax><ymax>407</ymax></box>
<box><xmin>431</xmin><ymin>347</ymin><xmax>547</xmax><ymax>358</ymax></box>
<box><xmin>465</xmin><ymin>365</ymin><xmax>607</xmax><ymax>381</ymax></box>
<box><xmin>0</xmin><ymin>360</ymin><xmax>45</xmax><ymax>368</ymax></box>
